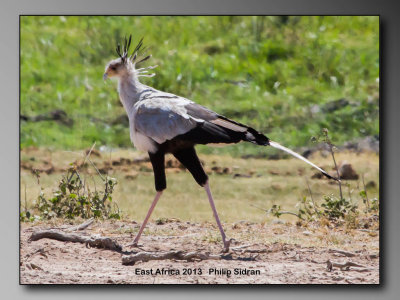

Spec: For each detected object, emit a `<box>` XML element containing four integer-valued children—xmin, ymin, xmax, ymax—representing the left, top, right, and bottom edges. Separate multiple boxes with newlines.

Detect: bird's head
<box><xmin>103</xmin><ymin>35</ymin><xmax>156</xmax><ymax>81</ymax></box>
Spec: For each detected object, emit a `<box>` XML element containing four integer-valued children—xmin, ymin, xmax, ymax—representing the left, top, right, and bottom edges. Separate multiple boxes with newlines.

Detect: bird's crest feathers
<box><xmin>116</xmin><ymin>35</ymin><xmax>157</xmax><ymax>77</ymax></box>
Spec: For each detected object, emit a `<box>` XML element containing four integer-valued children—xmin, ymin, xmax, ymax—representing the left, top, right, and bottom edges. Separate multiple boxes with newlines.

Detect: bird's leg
<box><xmin>128</xmin><ymin>191</ymin><xmax>163</xmax><ymax>247</ymax></box>
<box><xmin>204</xmin><ymin>181</ymin><xmax>231</xmax><ymax>252</ymax></box>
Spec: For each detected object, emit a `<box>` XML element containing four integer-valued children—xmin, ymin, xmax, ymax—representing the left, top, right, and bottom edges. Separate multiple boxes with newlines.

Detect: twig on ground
<box><xmin>121</xmin><ymin>250</ymin><xmax>227</xmax><ymax>265</ymax></box>
<box><xmin>309</xmin><ymin>258</ymin><xmax>325</xmax><ymax>264</ymax></box>
<box><xmin>327</xmin><ymin>259</ymin><xmax>370</xmax><ymax>272</ymax></box>
<box><xmin>231</xmin><ymin>244</ymin><xmax>282</xmax><ymax>254</ymax></box>
<box><xmin>230</xmin><ymin>244</ymin><xmax>253</xmax><ymax>250</ymax></box>
<box><xmin>358</xmin><ymin>229</ymin><xmax>379</xmax><ymax>233</ymax></box>
<box><xmin>29</xmin><ymin>229</ymin><xmax>122</xmax><ymax>251</ymax></box>
<box><xmin>233</xmin><ymin>249</ymin><xmax>268</xmax><ymax>254</ymax></box>
<box><xmin>285</xmin><ymin>251</ymin><xmax>301</xmax><ymax>261</ymax></box>
<box><xmin>66</xmin><ymin>218</ymin><xmax>95</xmax><ymax>232</ymax></box>
<box><xmin>328</xmin><ymin>248</ymin><xmax>356</xmax><ymax>257</ymax></box>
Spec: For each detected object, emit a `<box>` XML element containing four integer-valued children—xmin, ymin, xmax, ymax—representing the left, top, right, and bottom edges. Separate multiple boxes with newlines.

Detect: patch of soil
<box><xmin>21</xmin><ymin>152</ymin><xmax>236</xmax><ymax>180</ymax></box>
<box><xmin>20</xmin><ymin>220</ymin><xmax>379</xmax><ymax>284</ymax></box>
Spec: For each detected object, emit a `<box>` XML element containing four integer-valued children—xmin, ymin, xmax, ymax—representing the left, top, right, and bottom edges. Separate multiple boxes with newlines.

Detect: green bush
<box><xmin>21</xmin><ymin>165</ymin><xmax>121</xmax><ymax>221</ymax></box>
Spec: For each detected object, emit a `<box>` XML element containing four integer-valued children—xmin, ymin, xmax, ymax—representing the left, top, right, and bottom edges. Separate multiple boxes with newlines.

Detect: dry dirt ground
<box><xmin>20</xmin><ymin>219</ymin><xmax>379</xmax><ymax>284</ymax></box>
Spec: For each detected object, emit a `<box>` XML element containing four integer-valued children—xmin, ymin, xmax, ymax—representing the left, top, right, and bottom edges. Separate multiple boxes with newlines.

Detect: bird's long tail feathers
<box><xmin>268</xmin><ymin>140</ymin><xmax>339</xmax><ymax>182</ymax></box>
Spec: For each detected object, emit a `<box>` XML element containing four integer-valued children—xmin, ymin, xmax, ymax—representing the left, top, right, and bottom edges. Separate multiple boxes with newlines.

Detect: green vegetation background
<box><xmin>20</xmin><ymin>16</ymin><xmax>379</xmax><ymax>156</ymax></box>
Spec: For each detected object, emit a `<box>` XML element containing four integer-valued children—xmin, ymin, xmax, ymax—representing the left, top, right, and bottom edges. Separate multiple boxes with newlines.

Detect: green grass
<box><xmin>21</xmin><ymin>16</ymin><xmax>379</xmax><ymax>156</ymax></box>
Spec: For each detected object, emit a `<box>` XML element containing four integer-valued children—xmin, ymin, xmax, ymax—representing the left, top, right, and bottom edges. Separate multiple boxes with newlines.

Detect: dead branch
<box><xmin>309</xmin><ymin>258</ymin><xmax>325</xmax><ymax>264</ymax></box>
<box><xmin>328</xmin><ymin>248</ymin><xmax>356</xmax><ymax>257</ymax></box>
<box><xmin>66</xmin><ymin>218</ymin><xmax>94</xmax><ymax>232</ymax></box>
<box><xmin>327</xmin><ymin>259</ymin><xmax>369</xmax><ymax>272</ymax></box>
<box><xmin>121</xmin><ymin>250</ymin><xmax>225</xmax><ymax>265</ymax></box>
<box><xmin>230</xmin><ymin>244</ymin><xmax>253</xmax><ymax>250</ymax></box>
<box><xmin>232</xmin><ymin>248</ymin><xmax>268</xmax><ymax>254</ymax></box>
<box><xmin>29</xmin><ymin>229</ymin><xmax>122</xmax><ymax>251</ymax></box>
<box><xmin>358</xmin><ymin>229</ymin><xmax>378</xmax><ymax>233</ymax></box>
<box><xmin>238</xmin><ymin>249</ymin><xmax>267</xmax><ymax>254</ymax></box>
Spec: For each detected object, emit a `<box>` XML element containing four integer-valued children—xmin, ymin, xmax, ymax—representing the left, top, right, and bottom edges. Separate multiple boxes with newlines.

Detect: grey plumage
<box><xmin>134</xmin><ymin>97</ymin><xmax>199</xmax><ymax>145</ymax></box>
<box><xmin>105</xmin><ymin>47</ymin><xmax>266</xmax><ymax>153</ymax></box>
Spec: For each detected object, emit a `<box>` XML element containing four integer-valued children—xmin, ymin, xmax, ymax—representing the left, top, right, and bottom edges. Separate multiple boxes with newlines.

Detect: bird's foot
<box><xmin>221</xmin><ymin>238</ymin><xmax>233</xmax><ymax>253</ymax></box>
<box><xmin>126</xmin><ymin>241</ymin><xmax>141</xmax><ymax>248</ymax></box>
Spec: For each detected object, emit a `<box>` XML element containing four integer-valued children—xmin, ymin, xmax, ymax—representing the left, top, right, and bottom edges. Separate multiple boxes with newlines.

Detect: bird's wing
<box><xmin>134</xmin><ymin>96</ymin><xmax>269</xmax><ymax>146</ymax></box>
<box><xmin>133</xmin><ymin>97</ymin><xmax>201</xmax><ymax>144</ymax></box>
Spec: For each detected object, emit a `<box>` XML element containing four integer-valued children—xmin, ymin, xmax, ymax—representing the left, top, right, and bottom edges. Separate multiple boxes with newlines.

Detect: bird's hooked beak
<box><xmin>103</xmin><ymin>72</ymin><xmax>108</xmax><ymax>81</ymax></box>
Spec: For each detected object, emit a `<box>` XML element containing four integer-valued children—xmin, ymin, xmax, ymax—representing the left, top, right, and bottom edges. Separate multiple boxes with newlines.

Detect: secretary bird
<box><xmin>103</xmin><ymin>36</ymin><xmax>337</xmax><ymax>252</ymax></box>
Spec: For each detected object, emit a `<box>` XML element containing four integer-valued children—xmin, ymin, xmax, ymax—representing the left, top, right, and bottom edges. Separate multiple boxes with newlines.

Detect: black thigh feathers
<box><xmin>149</xmin><ymin>151</ymin><xmax>166</xmax><ymax>191</ymax></box>
<box><xmin>173</xmin><ymin>147</ymin><xmax>208</xmax><ymax>186</ymax></box>
<box><xmin>148</xmin><ymin>146</ymin><xmax>208</xmax><ymax>190</ymax></box>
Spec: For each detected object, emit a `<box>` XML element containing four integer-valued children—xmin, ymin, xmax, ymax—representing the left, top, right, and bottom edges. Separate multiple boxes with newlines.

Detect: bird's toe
<box><xmin>222</xmin><ymin>238</ymin><xmax>233</xmax><ymax>253</ymax></box>
<box><xmin>126</xmin><ymin>241</ymin><xmax>140</xmax><ymax>248</ymax></box>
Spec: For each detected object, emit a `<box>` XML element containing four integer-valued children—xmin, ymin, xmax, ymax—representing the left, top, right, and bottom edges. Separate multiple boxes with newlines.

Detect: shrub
<box><xmin>21</xmin><ymin>153</ymin><xmax>121</xmax><ymax>221</ymax></box>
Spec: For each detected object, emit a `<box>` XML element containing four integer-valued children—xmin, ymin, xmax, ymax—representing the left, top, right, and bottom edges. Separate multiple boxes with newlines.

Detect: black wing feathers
<box><xmin>216</xmin><ymin>115</ymin><xmax>270</xmax><ymax>146</ymax></box>
<box><xmin>175</xmin><ymin>121</ymin><xmax>245</xmax><ymax>145</ymax></box>
<box><xmin>178</xmin><ymin>103</ymin><xmax>270</xmax><ymax>146</ymax></box>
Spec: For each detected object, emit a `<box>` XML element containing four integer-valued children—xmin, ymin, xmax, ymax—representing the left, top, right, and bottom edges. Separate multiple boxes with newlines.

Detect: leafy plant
<box><xmin>21</xmin><ymin>145</ymin><xmax>121</xmax><ymax>222</ymax></box>
<box><xmin>263</xmin><ymin>127</ymin><xmax>377</xmax><ymax>227</ymax></box>
<box><xmin>370</xmin><ymin>198</ymin><xmax>379</xmax><ymax>212</ymax></box>
<box><xmin>320</xmin><ymin>194</ymin><xmax>357</xmax><ymax>220</ymax></box>
<box><xmin>33</xmin><ymin>165</ymin><xmax>120</xmax><ymax>220</ymax></box>
<box><xmin>264</xmin><ymin>193</ymin><xmax>358</xmax><ymax>223</ymax></box>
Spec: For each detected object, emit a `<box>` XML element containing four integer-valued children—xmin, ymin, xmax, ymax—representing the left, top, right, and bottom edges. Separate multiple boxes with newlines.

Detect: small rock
<box><xmin>233</xmin><ymin>173</ymin><xmax>252</xmax><ymax>178</ymax></box>
<box><xmin>311</xmin><ymin>172</ymin><xmax>323</xmax><ymax>179</ymax></box>
<box><xmin>211</xmin><ymin>166</ymin><xmax>222</xmax><ymax>173</ymax></box>
<box><xmin>338</xmin><ymin>162</ymin><xmax>359</xmax><ymax>180</ymax></box>
<box><xmin>112</xmin><ymin>159</ymin><xmax>122</xmax><ymax>166</ymax></box>
<box><xmin>268</xmin><ymin>170</ymin><xmax>280</xmax><ymax>176</ymax></box>
<box><xmin>222</xmin><ymin>167</ymin><xmax>232</xmax><ymax>174</ymax></box>
<box><xmin>366</xmin><ymin>181</ymin><xmax>376</xmax><ymax>189</ymax></box>
<box><xmin>302</xmin><ymin>231</ymin><xmax>312</xmax><ymax>236</ymax></box>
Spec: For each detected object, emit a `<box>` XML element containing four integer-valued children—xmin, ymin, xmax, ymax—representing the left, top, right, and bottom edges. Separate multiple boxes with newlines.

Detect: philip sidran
<box><xmin>208</xmin><ymin>268</ymin><xmax>261</xmax><ymax>277</ymax></box>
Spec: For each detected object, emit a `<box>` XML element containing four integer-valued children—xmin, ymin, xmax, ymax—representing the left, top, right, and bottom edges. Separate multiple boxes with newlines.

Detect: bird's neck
<box><xmin>117</xmin><ymin>73</ymin><xmax>146</xmax><ymax>118</ymax></box>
